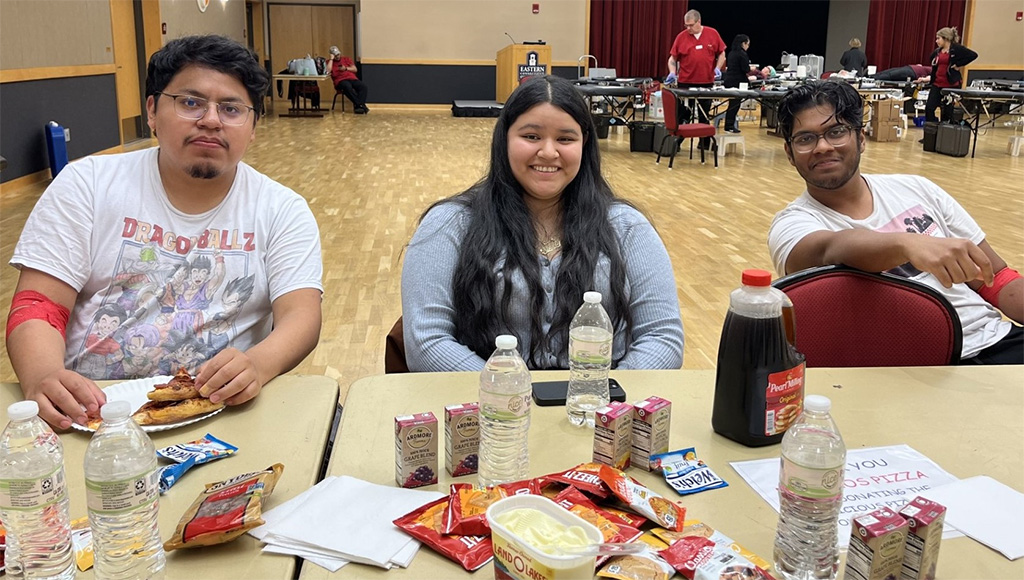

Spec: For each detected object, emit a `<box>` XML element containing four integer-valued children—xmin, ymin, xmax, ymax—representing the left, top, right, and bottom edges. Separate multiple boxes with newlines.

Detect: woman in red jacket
<box><xmin>921</xmin><ymin>27</ymin><xmax>977</xmax><ymax>124</ymax></box>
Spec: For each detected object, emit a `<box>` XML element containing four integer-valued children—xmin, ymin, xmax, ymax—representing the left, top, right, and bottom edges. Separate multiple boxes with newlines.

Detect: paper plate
<box><xmin>71</xmin><ymin>375</ymin><xmax>224</xmax><ymax>433</ymax></box>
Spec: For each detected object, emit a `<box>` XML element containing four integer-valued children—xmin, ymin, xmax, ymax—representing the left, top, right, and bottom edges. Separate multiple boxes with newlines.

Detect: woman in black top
<box><xmin>922</xmin><ymin>27</ymin><xmax>978</xmax><ymax>123</ymax></box>
<box><xmin>840</xmin><ymin>38</ymin><xmax>868</xmax><ymax>76</ymax></box>
<box><xmin>722</xmin><ymin>34</ymin><xmax>751</xmax><ymax>133</ymax></box>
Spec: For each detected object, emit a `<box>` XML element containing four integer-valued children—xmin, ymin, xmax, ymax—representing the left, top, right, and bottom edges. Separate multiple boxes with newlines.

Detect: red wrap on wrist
<box><xmin>6</xmin><ymin>290</ymin><xmax>71</xmax><ymax>341</ymax></box>
<box><xmin>977</xmin><ymin>267</ymin><xmax>1022</xmax><ymax>309</ymax></box>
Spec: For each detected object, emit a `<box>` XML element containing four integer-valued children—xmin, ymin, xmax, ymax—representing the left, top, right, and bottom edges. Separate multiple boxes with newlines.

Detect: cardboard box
<box><xmin>871</xmin><ymin>99</ymin><xmax>903</xmax><ymax>123</ymax></box>
<box><xmin>630</xmin><ymin>396</ymin><xmax>671</xmax><ymax>471</ymax></box>
<box><xmin>899</xmin><ymin>497</ymin><xmax>946</xmax><ymax>580</ymax></box>
<box><xmin>444</xmin><ymin>403</ymin><xmax>480</xmax><ymax>477</ymax></box>
<box><xmin>870</xmin><ymin>121</ymin><xmax>901</xmax><ymax>142</ymax></box>
<box><xmin>845</xmin><ymin>507</ymin><xmax>909</xmax><ymax>580</ymax></box>
<box><xmin>593</xmin><ymin>401</ymin><xmax>633</xmax><ymax>470</ymax></box>
<box><xmin>395</xmin><ymin>412</ymin><xmax>438</xmax><ymax>488</ymax></box>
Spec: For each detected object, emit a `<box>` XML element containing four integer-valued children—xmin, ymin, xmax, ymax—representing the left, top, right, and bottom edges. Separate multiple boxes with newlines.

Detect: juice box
<box><xmin>395</xmin><ymin>412</ymin><xmax>438</xmax><ymax>488</ymax></box>
<box><xmin>845</xmin><ymin>507</ymin><xmax>909</xmax><ymax>580</ymax></box>
<box><xmin>445</xmin><ymin>402</ymin><xmax>480</xmax><ymax>477</ymax></box>
<box><xmin>630</xmin><ymin>396</ymin><xmax>671</xmax><ymax>471</ymax></box>
<box><xmin>899</xmin><ymin>496</ymin><xmax>946</xmax><ymax>580</ymax></box>
<box><xmin>593</xmin><ymin>401</ymin><xmax>632</xmax><ymax>470</ymax></box>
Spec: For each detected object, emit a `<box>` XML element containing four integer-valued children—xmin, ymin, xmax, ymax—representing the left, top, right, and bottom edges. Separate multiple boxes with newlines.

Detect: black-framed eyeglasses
<box><xmin>155</xmin><ymin>92</ymin><xmax>254</xmax><ymax>126</ymax></box>
<box><xmin>787</xmin><ymin>124</ymin><xmax>858</xmax><ymax>153</ymax></box>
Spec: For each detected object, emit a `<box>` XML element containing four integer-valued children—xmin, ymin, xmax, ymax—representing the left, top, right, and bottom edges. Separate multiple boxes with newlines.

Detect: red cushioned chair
<box><xmin>772</xmin><ymin>265</ymin><xmax>962</xmax><ymax>367</ymax></box>
<box><xmin>656</xmin><ymin>89</ymin><xmax>718</xmax><ymax>168</ymax></box>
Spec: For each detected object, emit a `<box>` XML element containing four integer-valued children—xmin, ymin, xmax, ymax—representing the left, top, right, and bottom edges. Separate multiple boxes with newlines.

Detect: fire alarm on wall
<box><xmin>533</xmin><ymin>3</ymin><xmax>539</xmax><ymax>14</ymax></box>
<box><xmin>1017</xmin><ymin>11</ymin><xmax>1023</xmax><ymax>21</ymax></box>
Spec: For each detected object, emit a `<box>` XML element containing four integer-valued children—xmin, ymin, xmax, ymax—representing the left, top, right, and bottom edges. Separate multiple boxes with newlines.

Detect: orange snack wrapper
<box><xmin>598</xmin><ymin>465</ymin><xmax>685</xmax><ymax>532</ymax></box>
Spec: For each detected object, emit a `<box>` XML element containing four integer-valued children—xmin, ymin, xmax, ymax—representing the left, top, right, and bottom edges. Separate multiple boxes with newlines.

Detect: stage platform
<box><xmin>452</xmin><ymin>100</ymin><xmax>503</xmax><ymax>117</ymax></box>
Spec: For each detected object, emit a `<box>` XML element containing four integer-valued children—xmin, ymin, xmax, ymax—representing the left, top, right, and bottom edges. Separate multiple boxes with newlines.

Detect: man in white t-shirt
<box><xmin>768</xmin><ymin>80</ymin><xmax>1022</xmax><ymax>364</ymax></box>
<box><xmin>6</xmin><ymin>35</ymin><xmax>324</xmax><ymax>428</ymax></box>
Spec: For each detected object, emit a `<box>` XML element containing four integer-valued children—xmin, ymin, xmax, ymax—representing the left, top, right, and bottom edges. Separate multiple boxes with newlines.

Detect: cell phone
<box><xmin>532</xmin><ymin>379</ymin><xmax>625</xmax><ymax>407</ymax></box>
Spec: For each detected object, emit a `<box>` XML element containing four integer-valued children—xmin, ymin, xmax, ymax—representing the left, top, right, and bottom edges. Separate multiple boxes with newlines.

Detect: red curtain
<box><xmin>865</xmin><ymin>0</ymin><xmax>967</xmax><ymax>71</ymax></box>
<box><xmin>589</xmin><ymin>0</ymin><xmax>689</xmax><ymax>79</ymax></box>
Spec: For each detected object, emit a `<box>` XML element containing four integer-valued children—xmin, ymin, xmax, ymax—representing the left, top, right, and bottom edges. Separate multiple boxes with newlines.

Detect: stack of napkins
<box><xmin>249</xmin><ymin>475</ymin><xmax>444</xmax><ymax>571</ymax></box>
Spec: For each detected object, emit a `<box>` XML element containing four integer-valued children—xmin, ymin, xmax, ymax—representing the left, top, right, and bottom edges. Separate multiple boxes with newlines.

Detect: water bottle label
<box><xmin>86</xmin><ymin>469</ymin><xmax>159</xmax><ymax>514</ymax></box>
<box><xmin>781</xmin><ymin>459</ymin><xmax>843</xmax><ymax>500</ymax></box>
<box><xmin>0</xmin><ymin>465</ymin><xmax>67</xmax><ymax>510</ymax></box>
<box><xmin>764</xmin><ymin>363</ymin><xmax>804</xmax><ymax>436</ymax></box>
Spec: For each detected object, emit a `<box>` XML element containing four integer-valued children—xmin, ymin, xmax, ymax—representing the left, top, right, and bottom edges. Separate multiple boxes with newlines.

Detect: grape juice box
<box><xmin>444</xmin><ymin>402</ymin><xmax>480</xmax><ymax>477</ymax></box>
<box><xmin>845</xmin><ymin>507</ymin><xmax>909</xmax><ymax>580</ymax></box>
<box><xmin>630</xmin><ymin>396</ymin><xmax>671</xmax><ymax>471</ymax></box>
<box><xmin>899</xmin><ymin>496</ymin><xmax>946</xmax><ymax>580</ymax></box>
<box><xmin>395</xmin><ymin>412</ymin><xmax>438</xmax><ymax>488</ymax></box>
<box><xmin>593</xmin><ymin>401</ymin><xmax>633</xmax><ymax>470</ymax></box>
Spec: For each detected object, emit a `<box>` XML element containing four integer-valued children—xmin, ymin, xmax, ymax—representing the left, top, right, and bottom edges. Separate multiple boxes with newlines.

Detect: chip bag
<box><xmin>658</xmin><ymin>535</ymin><xmax>775</xmax><ymax>580</ymax></box>
<box><xmin>651</xmin><ymin>520</ymin><xmax>772</xmax><ymax>570</ymax></box>
<box><xmin>552</xmin><ymin>486</ymin><xmax>642</xmax><ymax>566</ymax></box>
<box><xmin>598</xmin><ymin>465</ymin><xmax>685</xmax><ymax>532</ymax></box>
<box><xmin>544</xmin><ymin>462</ymin><xmax>611</xmax><ymax>498</ymax></box>
<box><xmin>443</xmin><ymin>484</ymin><xmax>507</xmax><ymax>536</ymax></box>
<box><xmin>597</xmin><ymin>546</ymin><xmax>676</xmax><ymax>580</ymax></box>
<box><xmin>394</xmin><ymin>497</ymin><xmax>493</xmax><ymax>571</ymax></box>
<box><xmin>164</xmin><ymin>463</ymin><xmax>283</xmax><ymax>551</ymax></box>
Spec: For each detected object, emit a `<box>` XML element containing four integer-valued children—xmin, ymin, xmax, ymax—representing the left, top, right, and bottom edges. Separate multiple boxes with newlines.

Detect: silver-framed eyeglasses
<box><xmin>788</xmin><ymin>124</ymin><xmax>857</xmax><ymax>153</ymax></box>
<box><xmin>155</xmin><ymin>92</ymin><xmax>254</xmax><ymax>126</ymax></box>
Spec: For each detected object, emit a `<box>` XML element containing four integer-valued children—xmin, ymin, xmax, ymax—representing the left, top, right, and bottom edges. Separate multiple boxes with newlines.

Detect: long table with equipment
<box><xmin>941</xmin><ymin>88</ymin><xmax>1024</xmax><ymax>157</ymax></box>
<box><xmin>300</xmin><ymin>366</ymin><xmax>1023</xmax><ymax>579</ymax></box>
<box><xmin>573</xmin><ymin>80</ymin><xmax>650</xmax><ymax>126</ymax></box>
<box><xmin>0</xmin><ymin>375</ymin><xmax>340</xmax><ymax>579</ymax></box>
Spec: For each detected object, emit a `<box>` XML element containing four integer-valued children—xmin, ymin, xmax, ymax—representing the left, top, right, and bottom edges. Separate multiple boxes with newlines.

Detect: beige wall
<box><xmin>360</xmin><ymin>0</ymin><xmax>586</xmax><ymax>64</ymax></box>
<box><xmin>160</xmin><ymin>0</ymin><xmax>246</xmax><ymax>43</ymax></box>
<box><xmin>0</xmin><ymin>0</ymin><xmax>113</xmax><ymax>69</ymax></box>
<box><xmin>967</xmin><ymin>0</ymin><xmax>1024</xmax><ymax>69</ymax></box>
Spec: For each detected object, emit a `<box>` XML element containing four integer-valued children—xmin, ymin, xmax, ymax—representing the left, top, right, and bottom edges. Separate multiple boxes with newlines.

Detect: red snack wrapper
<box><xmin>442</xmin><ymin>484</ymin><xmax>507</xmax><ymax>536</ymax></box>
<box><xmin>598</xmin><ymin>465</ymin><xmax>685</xmax><ymax>532</ymax></box>
<box><xmin>545</xmin><ymin>462</ymin><xmax>611</xmax><ymax>498</ymax></box>
<box><xmin>499</xmin><ymin>478</ymin><xmax>544</xmax><ymax>497</ymax></box>
<box><xmin>553</xmin><ymin>486</ymin><xmax>643</xmax><ymax>566</ymax></box>
<box><xmin>394</xmin><ymin>497</ymin><xmax>493</xmax><ymax>571</ymax></box>
<box><xmin>659</xmin><ymin>536</ymin><xmax>775</xmax><ymax>580</ymax></box>
<box><xmin>555</xmin><ymin>487</ymin><xmax>644</xmax><ymax>529</ymax></box>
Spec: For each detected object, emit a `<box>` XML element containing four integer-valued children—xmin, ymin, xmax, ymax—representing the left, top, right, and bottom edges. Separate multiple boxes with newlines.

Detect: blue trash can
<box><xmin>45</xmin><ymin>121</ymin><xmax>68</xmax><ymax>178</ymax></box>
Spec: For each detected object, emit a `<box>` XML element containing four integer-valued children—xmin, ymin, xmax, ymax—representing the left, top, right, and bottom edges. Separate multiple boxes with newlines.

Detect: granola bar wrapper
<box><xmin>659</xmin><ymin>536</ymin><xmax>775</xmax><ymax>580</ymax></box>
<box><xmin>651</xmin><ymin>520</ymin><xmax>772</xmax><ymax>570</ymax></box>
<box><xmin>394</xmin><ymin>497</ymin><xmax>493</xmax><ymax>571</ymax></box>
<box><xmin>598</xmin><ymin>465</ymin><xmax>685</xmax><ymax>532</ymax></box>
<box><xmin>597</xmin><ymin>546</ymin><xmax>676</xmax><ymax>580</ymax></box>
<box><xmin>164</xmin><ymin>463</ymin><xmax>283</xmax><ymax>551</ymax></box>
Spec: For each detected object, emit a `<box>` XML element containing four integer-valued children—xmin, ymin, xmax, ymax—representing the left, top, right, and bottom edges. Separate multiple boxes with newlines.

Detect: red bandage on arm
<box><xmin>977</xmin><ymin>267</ymin><xmax>1023</xmax><ymax>309</ymax></box>
<box><xmin>6</xmin><ymin>290</ymin><xmax>72</xmax><ymax>341</ymax></box>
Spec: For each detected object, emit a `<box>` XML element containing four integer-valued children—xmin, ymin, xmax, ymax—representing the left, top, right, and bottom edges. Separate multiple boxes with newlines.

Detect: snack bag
<box><xmin>544</xmin><ymin>462</ymin><xmax>612</xmax><ymax>498</ymax></box>
<box><xmin>442</xmin><ymin>484</ymin><xmax>507</xmax><ymax>536</ymax></box>
<box><xmin>394</xmin><ymin>497</ymin><xmax>493</xmax><ymax>571</ymax></box>
<box><xmin>156</xmin><ymin>434</ymin><xmax>238</xmax><ymax>493</ymax></box>
<box><xmin>71</xmin><ymin>516</ymin><xmax>93</xmax><ymax>571</ymax></box>
<box><xmin>651</xmin><ymin>447</ymin><xmax>728</xmax><ymax>496</ymax></box>
<box><xmin>553</xmin><ymin>486</ymin><xmax>642</xmax><ymax>566</ymax></box>
<box><xmin>651</xmin><ymin>520</ymin><xmax>772</xmax><ymax>570</ymax></box>
<box><xmin>164</xmin><ymin>463</ymin><xmax>284</xmax><ymax>551</ymax></box>
<box><xmin>597</xmin><ymin>546</ymin><xmax>675</xmax><ymax>580</ymax></box>
<box><xmin>659</xmin><ymin>536</ymin><xmax>775</xmax><ymax>580</ymax></box>
<box><xmin>500</xmin><ymin>478</ymin><xmax>544</xmax><ymax>497</ymax></box>
<box><xmin>598</xmin><ymin>465</ymin><xmax>685</xmax><ymax>532</ymax></box>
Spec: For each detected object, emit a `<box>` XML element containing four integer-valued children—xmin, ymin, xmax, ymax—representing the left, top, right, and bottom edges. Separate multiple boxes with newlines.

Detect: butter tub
<box><xmin>486</xmin><ymin>495</ymin><xmax>603</xmax><ymax>580</ymax></box>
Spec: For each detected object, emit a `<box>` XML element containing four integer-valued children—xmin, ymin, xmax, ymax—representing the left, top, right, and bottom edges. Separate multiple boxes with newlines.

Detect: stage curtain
<box><xmin>865</xmin><ymin>0</ymin><xmax>967</xmax><ymax>72</ymax></box>
<box><xmin>589</xmin><ymin>0</ymin><xmax>690</xmax><ymax>79</ymax></box>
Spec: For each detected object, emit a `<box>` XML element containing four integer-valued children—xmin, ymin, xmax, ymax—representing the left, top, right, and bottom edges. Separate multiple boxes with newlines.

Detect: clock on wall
<box><xmin>197</xmin><ymin>0</ymin><xmax>210</xmax><ymax>12</ymax></box>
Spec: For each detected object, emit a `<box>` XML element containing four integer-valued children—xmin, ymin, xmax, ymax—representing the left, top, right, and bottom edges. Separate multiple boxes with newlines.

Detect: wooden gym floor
<box><xmin>1</xmin><ymin>103</ymin><xmax>1022</xmax><ymax>391</ymax></box>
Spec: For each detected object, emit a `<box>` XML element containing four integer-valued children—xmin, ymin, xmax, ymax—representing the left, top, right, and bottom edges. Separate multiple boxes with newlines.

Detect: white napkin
<box><xmin>256</xmin><ymin>475</ymin><xmax>444</xmax><ymax>568</ymax></box>
<box><xmin>250</xmin><ymin>476</ymin><xmax>337</xmax><ymax>541</ymax></box>
<box><xmin>262</xmin><ymin>544</ymin><xmax>348</xmax><ymax>572</ymax></box>
<box><xmin>921</xmin><ymin>475</ymin><xmax>1024</xmax><ymax>560</ymax></box>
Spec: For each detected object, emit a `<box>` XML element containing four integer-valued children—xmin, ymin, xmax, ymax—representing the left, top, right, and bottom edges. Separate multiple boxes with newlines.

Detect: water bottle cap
<box><xmin>804</xmin><ymin>395</ymin><xmax>831</xmax><ymax>413</ymax></box>
<box><xmin>100</xmin><ymin>400</ymin><xmax>133</xmax><ymax>421</ymax></box>
<box><xmin>583</xmin><ymin>291</ymin><xmax>602</xmax><ymax>304</ymax></box>
<box><xmin>7</xmin><ymin>400</ymin><xmax>40</xmax><ymax>421</ymax></box>
<box><xmin>495</xmin><ymin>334</ymin><xmax>518</xmax><ymax>350</ymax></box>
<box><xmin>741</xmin><ymin>269</ymin><xmax>772</xmax><ymax>287</ymax></box>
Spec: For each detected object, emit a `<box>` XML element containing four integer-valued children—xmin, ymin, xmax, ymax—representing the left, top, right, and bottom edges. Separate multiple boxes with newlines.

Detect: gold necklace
<box><xmin>538</xmin><ymin>237</ymin><xmax>562</xmax><ymax>257</ymax></box>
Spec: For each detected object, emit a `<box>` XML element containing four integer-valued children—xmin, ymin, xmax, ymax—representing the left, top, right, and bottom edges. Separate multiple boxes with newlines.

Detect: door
<box><xmin>110</xmin><ymin>0</ymin><xmax>143</xmax><ymax>143</ymax></box>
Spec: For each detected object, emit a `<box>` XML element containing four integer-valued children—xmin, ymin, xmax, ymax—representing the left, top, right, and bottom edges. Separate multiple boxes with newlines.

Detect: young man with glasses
<box><xmin>7</xmin><ymin>35</ymin><xmax>324</xmax><ymax>428</ymax></box>
<box><xmin>768</xmin><ymin>80</ymin><xmax>1022</xmax><ymax>364</ymax></box>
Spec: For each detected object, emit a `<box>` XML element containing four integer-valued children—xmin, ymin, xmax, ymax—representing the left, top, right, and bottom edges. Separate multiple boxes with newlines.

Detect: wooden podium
<box><xmin>495</xmin><ymin>43</ymin><xmax>552</xmax><ymax>103</ymax></box>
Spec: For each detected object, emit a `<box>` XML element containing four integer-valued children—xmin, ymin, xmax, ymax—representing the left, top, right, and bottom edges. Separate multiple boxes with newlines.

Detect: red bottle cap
<box><xmin>741</xmin><ymin>269</ymin><xmax>772</xmax><ymax>287</ymax></box>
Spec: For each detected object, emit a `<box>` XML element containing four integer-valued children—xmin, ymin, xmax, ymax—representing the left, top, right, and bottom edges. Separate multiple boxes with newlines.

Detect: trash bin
<box><xmin>629</xmin><ymin>121</ymin><xmax>656</xmax><ymax>152</ymax></box>
<box><xmin>594</xmin><ymin>115</ymin><xmax>612</xmax><ymax>139</ymax></box>
<box><xmin>45</xmin><ymin>121</ymin><xmax>68</xmax><ymax>178</ymax></box>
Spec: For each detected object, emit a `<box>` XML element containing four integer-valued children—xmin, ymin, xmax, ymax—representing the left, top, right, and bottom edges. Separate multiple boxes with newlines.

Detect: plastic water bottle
<box><xmin>84</xmin><ymin>401</ymin><xmax>165</xmax><ymax>579</ymax></box>
<box><xmin>773</xmin><ymin>395</ymin><xmax>846</xmax><ymax>580</ymax></box>
<box><xmin>478</xmin><ymin>335</ymin><xmax>532</xmax><ymax>486</ymax></box>
<box><xmin>567</xmin><ymin>291</ymin><xmax>613</xmax><ymax>428</ymax></box>
<box><xmin>0</xmin><ymin>401</ymin><xmax>75</xmax><ymax>580</ymax></box>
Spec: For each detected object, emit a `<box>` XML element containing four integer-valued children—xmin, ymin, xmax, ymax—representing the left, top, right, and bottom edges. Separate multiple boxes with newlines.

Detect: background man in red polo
<box><xmin>667</xmin><ymin>10</ymin><xmax>725</xmax><ymax>147</ymax></box>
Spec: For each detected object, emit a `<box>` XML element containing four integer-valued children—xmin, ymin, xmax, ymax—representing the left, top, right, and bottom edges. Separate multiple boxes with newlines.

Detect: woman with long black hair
<box><xmin>722</xmin><ymin>34</ymin><xmax>751</xmax><ymax>133</ymax></box>
<box><xmin>401</xmin><ymin>75</ymin><xmax>684</xmax><ymax>372</ymax></box>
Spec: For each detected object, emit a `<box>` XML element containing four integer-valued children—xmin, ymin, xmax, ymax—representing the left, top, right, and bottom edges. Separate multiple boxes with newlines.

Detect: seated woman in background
<box><xmin>402</xmin><ymin>75</ymin><xmax>684</xmax><ymax>372</ymax></box>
